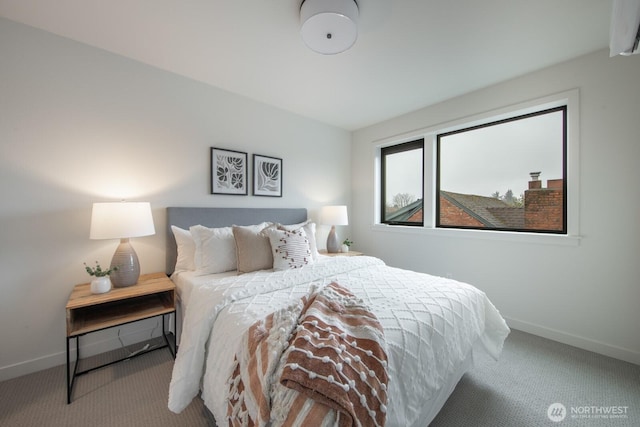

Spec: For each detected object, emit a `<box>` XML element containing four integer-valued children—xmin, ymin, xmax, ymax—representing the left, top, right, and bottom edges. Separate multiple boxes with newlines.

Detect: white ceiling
<box><xmin>0</xmin><ymin>0</ymin><xmax>614</xmax><ymax>130</ymax></box>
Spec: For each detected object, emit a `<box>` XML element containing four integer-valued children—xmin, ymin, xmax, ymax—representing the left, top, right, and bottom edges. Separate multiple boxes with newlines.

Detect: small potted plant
<box><xmin>341</xmin><ymin>238</ymin><xmax>353</xmax><ymax>253</ymax></box>
<box><xmin>84</xmin><ymin>261</ymin><xmax>118</xmax><ymax>294</ymax></box>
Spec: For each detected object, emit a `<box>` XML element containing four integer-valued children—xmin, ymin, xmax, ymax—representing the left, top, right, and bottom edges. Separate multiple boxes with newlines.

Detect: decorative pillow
<box><xmin>171</xmin><ymin>226</ymin><xmax>196</xmax><ymax>272</ymax></box>
<box><xmin>232</xmin><ymin>223</ymin><xmax>274</xmax><ymax>274</ymax></box>
<box><xmin>189</xmin><ymin>224</ymin><xmax>236</xmax><ymax>275</ymax></box>
<box><xmin>277</xmin><ymin>220</ymin><xmax>319</xmax><ymax>261</ymax></box>
<box><xmin>265</xmin><ymin>227</ymin><xmax>313</xmax><ymax>271</ymax></box>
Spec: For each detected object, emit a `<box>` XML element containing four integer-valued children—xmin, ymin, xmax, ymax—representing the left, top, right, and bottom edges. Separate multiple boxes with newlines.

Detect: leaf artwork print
<box><xmin>217</xmin><ymin>154</ymin><xmax>245</xmax><ymax>190</ymax></box>
<box><xmin>257</xmin><ymin>160</ymin><xmax>280</xmax><ymax>192</ymax></box>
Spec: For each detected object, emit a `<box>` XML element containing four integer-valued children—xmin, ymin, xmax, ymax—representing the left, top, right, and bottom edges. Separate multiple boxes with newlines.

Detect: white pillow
<box><xmin>265</xmin><ymin>227</ymin><xmax>313</xmax><ymax>271</ymax></box>
<box><xmin>171</xmin><ymin>226</ymin><xmax>196</xmax><ymax>272</ymax></box>
<box><xmin>189</xmin><ymin>224</ymin><xmax>236</xmax><ymax>275</ymax></box>
<box><xmin>277</xmin><ymin>220</ymin><xmax>319</xmax><ymax>261</ymax></box>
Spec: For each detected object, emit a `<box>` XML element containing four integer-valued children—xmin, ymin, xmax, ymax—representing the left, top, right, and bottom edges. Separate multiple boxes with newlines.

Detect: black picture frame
<box><xmin>253</xmin><ymin>154</ymin><xmax>282</xmax><ymax>197</ymax></box>
<box><xmin>210</xmin><ymin>147</ymin><xmax>248</xmax><ymax>195</ymax></box>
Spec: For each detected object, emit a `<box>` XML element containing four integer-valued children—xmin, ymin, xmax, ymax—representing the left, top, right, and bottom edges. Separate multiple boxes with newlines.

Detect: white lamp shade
<box><xmin>90</xmin><ymin>202</ymin><xmax>155</xmax><ymax>240</ymax></box>
<box><xmin>300</xmin><ymin>0</ymin><xmax>359</xmax><ymax>55</ymax></box>
<box><xmin>320</xmin><ymin>205</ymin><xmax>349</xmax><ymax>226</ymax></box>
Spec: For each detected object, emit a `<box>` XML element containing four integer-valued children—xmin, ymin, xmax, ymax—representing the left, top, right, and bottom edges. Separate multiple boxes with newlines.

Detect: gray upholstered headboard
<box><xmin>166</xmin><ymin>207</ymin><xmax>307</xmax><ymax>275</ymax></box>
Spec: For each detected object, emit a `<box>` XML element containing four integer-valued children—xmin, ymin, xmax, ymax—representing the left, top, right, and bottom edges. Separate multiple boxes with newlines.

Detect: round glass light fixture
<box><xmin>300</xmin><ymin>0</ymin><xmax>359</xmax><ymax>55</ymax></box>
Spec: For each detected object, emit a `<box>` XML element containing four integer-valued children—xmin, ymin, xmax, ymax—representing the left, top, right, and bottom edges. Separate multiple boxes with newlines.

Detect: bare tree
<box><xmin>392</xmin><ymin>193</ymin><xmax>415</xmax><ymax>208</ymax></box>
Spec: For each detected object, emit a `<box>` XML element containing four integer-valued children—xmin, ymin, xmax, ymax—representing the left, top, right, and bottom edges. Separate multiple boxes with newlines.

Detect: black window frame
<box><xmin>436</xmin><ymin>106</ymin><xmax>567</xmax><ymax>234</ymax></box>
<box><xmin>380</xmin><ymin>138</ymin><xmax>425</xmax><ymax>226</ymax></box>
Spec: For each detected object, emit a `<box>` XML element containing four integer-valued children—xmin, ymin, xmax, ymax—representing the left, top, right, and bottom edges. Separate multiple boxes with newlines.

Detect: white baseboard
<box><xmin>0</xmin><ymin>317</ymin><xmax>173</xmax><ymax>382</ymax></box>
<box><xmin>505</xmin><ymin>317</ymin><xmax>640</xmax><ymax>366</ymax></box>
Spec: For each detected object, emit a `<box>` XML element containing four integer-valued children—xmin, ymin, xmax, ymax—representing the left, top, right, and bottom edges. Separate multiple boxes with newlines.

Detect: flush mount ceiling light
<box><xmin>300</xmin><ymin>0</ymin><xmax>359</xmax><ymax>55</ymax></box>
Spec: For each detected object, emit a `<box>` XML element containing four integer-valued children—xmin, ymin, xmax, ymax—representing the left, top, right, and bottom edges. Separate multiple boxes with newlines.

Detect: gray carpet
<box><xmin>432</xmin><ymin>330</ymin><xmax>640</xmax><ymax>426</ymax></box>
<box><xmin>0</xmin><ymin>338</ymin><xmax>216</xmax><ymax>427</ymax></box>
<box><xmin>1</xmin><ymin>330</ymin><xmax>638</xmax><ymax>426</ymax></box>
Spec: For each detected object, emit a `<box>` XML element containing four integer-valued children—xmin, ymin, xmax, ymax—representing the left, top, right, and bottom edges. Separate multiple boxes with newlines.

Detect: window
<box><xmin>374</xmin><ymin>90</ymin><xmax>578</xmax><ymax>243</ymax></box>
<box><xmin>380</xmin><ymin>139</ymin><xmax>424</xmax><ymax>226</ymax></box>
<box><xmin>437</xmin><ymin>106</ymin><xmax>566</xmax><ymax>233</ymax></box>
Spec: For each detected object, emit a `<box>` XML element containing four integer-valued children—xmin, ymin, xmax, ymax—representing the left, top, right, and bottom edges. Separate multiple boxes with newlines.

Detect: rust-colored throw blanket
<box><xmin>227</xmin><ymin>282</ymin><xmax>389</xmax><ymax>427</ymax></box>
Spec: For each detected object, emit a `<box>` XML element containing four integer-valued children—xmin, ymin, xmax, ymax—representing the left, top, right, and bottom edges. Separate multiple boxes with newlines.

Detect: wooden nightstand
<box><xmin>65</xmin><ymin>272</ymin><xmax>176</xmax><ymax>403</ymax></box>
<box><xmin>319</xmin><ymin>250</ymin><xmax>363</xmax><ymax>257</ymax></box>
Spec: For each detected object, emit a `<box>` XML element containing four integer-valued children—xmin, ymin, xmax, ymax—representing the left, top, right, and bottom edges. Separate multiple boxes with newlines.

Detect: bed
<box><xmin>166</xmin><ymin>207</ymin><xmax>510</xmax><ymax>426</ymax></box>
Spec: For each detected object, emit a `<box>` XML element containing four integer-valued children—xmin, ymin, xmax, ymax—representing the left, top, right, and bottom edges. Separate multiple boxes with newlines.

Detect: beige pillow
<box><xmin>232</xmin><ymin>223</ymin><xmax>273</xmax><ymax>274</ymax></box>
<box><xmin>265</xmin><ymin>227</ymin><xmax>313</xmax><ymax>271</ymax></box>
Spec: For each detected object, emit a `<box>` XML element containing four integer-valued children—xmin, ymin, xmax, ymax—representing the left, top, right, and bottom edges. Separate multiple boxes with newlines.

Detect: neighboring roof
<box><xmin>386</xmin><ymin>192</ymin><xmax>524</xmax><ymax>227</ymax></box>
<box><xmin>441</xmin><ymin>191</ymin><xmax>523</xmax><ymax>228</ymax></box>
<box><xmin>485</xmin><ymin>207</ymin><xmax>524</xmax><ymax>229</ymax></box>
<box><xmin>386</xmin><ymin>199</ymin><xmax>423</xmax><ymax>223</ymax></box>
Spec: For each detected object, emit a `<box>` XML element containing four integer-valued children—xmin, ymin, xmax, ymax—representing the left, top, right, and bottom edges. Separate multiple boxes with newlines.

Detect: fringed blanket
<box><xmin>227</xmin><ymin>282</ymin><xmax>389</xmax><ymax>427</ymax></box>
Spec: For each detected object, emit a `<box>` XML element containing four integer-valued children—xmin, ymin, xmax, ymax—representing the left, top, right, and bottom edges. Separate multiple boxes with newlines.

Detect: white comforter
<box><xmin>168</xmin><ymin>256</ymin><xmax>510</xmax><ymax>426</ymax></box>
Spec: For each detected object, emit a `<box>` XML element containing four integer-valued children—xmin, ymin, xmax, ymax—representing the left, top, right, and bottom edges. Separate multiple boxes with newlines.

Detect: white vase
<box><xmin>91</xmin><ymin>276</ymin><xmax>111</xmax><ymax>294</ymax></box>
<box><xmin>341</xmin><ymin>244</ymin><xmax>350</xmax><ymax>253</ymax></box>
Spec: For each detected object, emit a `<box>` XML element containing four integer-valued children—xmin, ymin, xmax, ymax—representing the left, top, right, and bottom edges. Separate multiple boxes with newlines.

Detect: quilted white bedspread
<box><xmin>168</xmin><ymin>256</ymin><xmax>510</xmax><ymax>426</ymax></box>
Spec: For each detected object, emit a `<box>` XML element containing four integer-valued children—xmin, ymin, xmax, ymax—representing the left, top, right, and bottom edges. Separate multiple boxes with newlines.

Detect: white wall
<box><xmin>0</xmin><ymin>18</ymin><xmax>351</xmax><ymax>380</ymax></box>
<box><xmin>352</xmin><ymin>50</ymin><xmax>640</xmax><ymax>364</ymax></box>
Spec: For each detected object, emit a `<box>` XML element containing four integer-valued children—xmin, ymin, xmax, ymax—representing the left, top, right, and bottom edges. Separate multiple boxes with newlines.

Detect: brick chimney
<box><xmin>524</xmin><ymin>171</ymin><xmax>564</xmax><ymax>231</ymax></box>
<box><xmin>529</xmin><ymin>171</ymin><xmax>542</xmax><ymax>189</ymax></box>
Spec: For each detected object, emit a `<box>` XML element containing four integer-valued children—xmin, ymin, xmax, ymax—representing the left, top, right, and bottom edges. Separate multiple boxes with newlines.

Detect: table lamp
<box><xmin>320</xmin><ymin>205</ymin><xmax>348</xmax><ymax>253</ymax></box>
<box><xmin>89</xmin><ymin>202</ymin><xmax>155</xmax><ymax>287</ymax></box>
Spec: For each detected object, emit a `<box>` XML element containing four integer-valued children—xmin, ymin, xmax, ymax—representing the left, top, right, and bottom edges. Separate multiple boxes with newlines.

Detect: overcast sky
<box><xmin>440</xmin><ymin>111</ymin><xmax>563</xmax><ymax>198</ymax></box>
<box><xmin>386</xmin><ymin>110</ymin><xmax>563</xmax><ymax>203</ymax></box>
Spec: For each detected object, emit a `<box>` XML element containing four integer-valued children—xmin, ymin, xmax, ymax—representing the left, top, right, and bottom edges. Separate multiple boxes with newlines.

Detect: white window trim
<box><xmin>373</xmin><ymin>89</ymin><xmax>580</xmax><ymax>246</ymax></box>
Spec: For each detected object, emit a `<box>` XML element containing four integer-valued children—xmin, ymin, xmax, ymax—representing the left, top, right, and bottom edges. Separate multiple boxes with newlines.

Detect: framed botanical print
<box><xmin>211</xmin><ymin>147</ymin><xmax>248</xmax><ymax>195</ymax></box>
<box><xmin>253</xmin><ymin>154</ymin><xmax>282</xmax><ymax>197</ymax></box>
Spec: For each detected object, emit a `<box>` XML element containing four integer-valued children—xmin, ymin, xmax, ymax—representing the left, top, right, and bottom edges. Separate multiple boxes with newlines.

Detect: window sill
<box><xmin>371</xmin><ymin>224</ymin><xmax>581</xmax><ymax>246</ymax></box>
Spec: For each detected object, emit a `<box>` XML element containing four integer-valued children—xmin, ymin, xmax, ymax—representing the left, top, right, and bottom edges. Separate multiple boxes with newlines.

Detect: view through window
<box><xmin>381</xmin><ymin>139</ymin><xmax>424</xmax><ymax>226</ymax></box>
<box><xmin>437</xmin><ymin>106</ymin><xmax>566</xmax><ymax>233</ymax></box>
